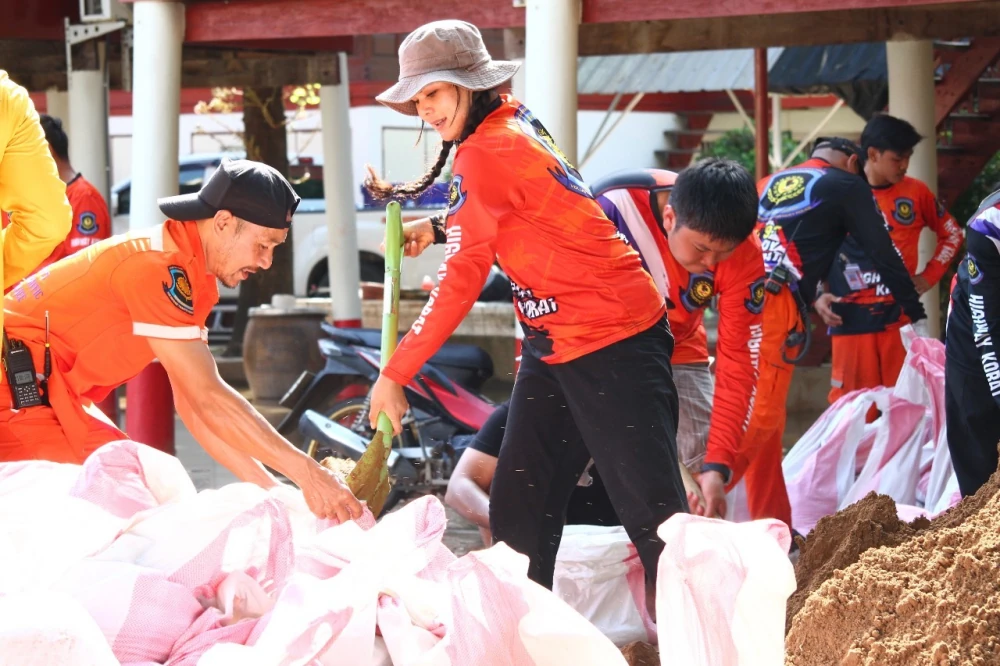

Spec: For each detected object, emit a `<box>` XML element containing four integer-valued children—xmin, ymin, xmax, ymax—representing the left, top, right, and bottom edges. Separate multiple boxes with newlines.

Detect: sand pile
<box><xmin>787</xmin><ymin>471</ymin><xmax>1000</xmax><ymax>665</ymax></box>
<box><xmin>620</xmin><ymin>641</ymin><xmax>658</xmax><ymax>666</ymax></box>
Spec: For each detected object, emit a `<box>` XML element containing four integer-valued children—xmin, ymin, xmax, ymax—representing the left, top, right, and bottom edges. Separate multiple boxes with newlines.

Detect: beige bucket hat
<box><xmin>376</xmin><ymin>20</ymin><xmax>521</xmax><ymax>117</ymax></box>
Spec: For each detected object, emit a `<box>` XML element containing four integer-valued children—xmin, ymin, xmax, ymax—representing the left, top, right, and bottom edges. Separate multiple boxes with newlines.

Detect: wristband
<box><xmin>700</xmin><ymin>463</ymin><xmax>732</xmax><ymax>485</ymax></box>
<box><xmin>430</xmin><ymin>214</ymin><xmax>447</xmax><ymax>245</ymax></box>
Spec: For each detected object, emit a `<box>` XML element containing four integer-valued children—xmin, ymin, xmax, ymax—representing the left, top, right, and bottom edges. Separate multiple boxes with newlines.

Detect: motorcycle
<box><xmin>277</xmin><ymin>321</ymin><xmax>500</xmax><ymax>509</ymax></box>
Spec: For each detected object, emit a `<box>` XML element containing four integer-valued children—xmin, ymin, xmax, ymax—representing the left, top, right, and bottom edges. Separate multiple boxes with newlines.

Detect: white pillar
<box><xmin>45</xmin><ymin>87</ymin><xmax>70</xmax><ymax>136</ymax></box>
<box><xmin>68</xmin><ymin>66</ymin><xmax>110</xmax><ymax>205</ymax></box>
<box><xmin>320</xmin><ymin>53</ymin><xmax>362</xmax><ymax>327</ymax></box>
<box><xmin>130</xmin><ymin>1</ymin><xmax>183</xmax><ymax>230</ymax></box>
<box><xmin>887</xmin><ymin>39</ymin><xmax>940</xmax><ymax>336</ymax></box>
<box><xmin>524</xmin><ymin>0</ymin><xmax>579</xmax><ymax>164</ymax></box>
<box><xmin>503</xmin><ymin>28</ymin><xmax>526</xmax><ymax>101</ymax></box>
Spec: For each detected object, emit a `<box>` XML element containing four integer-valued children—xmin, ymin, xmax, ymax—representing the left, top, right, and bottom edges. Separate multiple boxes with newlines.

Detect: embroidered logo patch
<box><xmin>745</xmin><ymin>277</ymin><xmax>766</xmax><ymax>314</ymax></box>
<box><xmin>892</xmin><ymin>197</ymin><xmax>915</xmax><ymax>225</ymax></box>
<box><xmin>968</xmin><ymin>256</ymin><xmax>984</xmax><ymax>285</ymax></box>
<box><xmin>448</xmin><ymin>175</ymin><xmax>467</xmax><ymax>216</ymax></box>
<box><xmin>77</xmin><ymin>211</ymin><xmax>98</xmax><ymax>235</ymax></box>
<box><xmin>163</xmin><ymin>265</ymin><xmax>194</xmax><ymax>315</ymax></box>
<box><xmin>936</xmin><ymin>198</ymin><xmax>947</xmax><ymax>219</ymax></box>
<box><xmin>681</xmin><ymin>272</ymin><xmax>715</xmax><ymax>312</ymax></box>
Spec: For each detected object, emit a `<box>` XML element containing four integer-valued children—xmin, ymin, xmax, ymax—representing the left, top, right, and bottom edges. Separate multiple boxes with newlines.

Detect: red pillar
<box><xmin>95</xmin><ymin>388</ymin><xmax>119</xmax><ymax>426</ymax></box>
<box><xmin>126</xmin><ymin>360</ymin><xmax>175</xmax><ymax>455</ymax></box>
<box><xmin>754</xmin><ymin>47</ymin><xmax>770</xmax><ymax>181</ymax></box>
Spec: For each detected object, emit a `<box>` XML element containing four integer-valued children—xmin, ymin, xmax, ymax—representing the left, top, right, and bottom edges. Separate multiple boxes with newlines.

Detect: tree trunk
<box><xmin>223</xmin><ymin>86</ymin><xmax>294</xmax><ymax>357</ymax></box>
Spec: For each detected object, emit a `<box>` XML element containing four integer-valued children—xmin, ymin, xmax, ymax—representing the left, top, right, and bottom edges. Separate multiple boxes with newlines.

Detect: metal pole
<box><xmin>771</xmin><ymin>93</ymin><xmax>783</xmax><ymax>168</ymax></box>
<box><xmin>321</xmin><ymin>53</ymin><xmax>363</xmax><ymax>328</ymax></box>
<box><xmin>887</xmin><ymin>39</ymin><xmax>940</xmax><ymax>337</ymax></box>
<box><xmin>754</xmin><ymin>48</ymin><xmax>770</xmax><ymax>181</ymax></box>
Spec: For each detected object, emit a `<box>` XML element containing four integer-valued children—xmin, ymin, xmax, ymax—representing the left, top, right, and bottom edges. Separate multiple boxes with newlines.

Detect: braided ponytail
<box><xmin>364</xmin><ymin>87</ymin><xmax>501</xmax><ymax>201</ymax></box>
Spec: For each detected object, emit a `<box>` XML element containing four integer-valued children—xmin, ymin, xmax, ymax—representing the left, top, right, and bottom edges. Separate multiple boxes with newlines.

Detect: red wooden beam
<box><xmin>0</xmin><ymin>0</ymin><xmax>77</xmax><ymax>40</ymax></box>
<box><xmin>753</xmin><ymin>47</ymin><xmax>770</xmax><ymax>180</ymax></box>
<box><xmin>580</xmin><ymin>0</ymin><xmax>972</xmax><ymax>23</ymax></box>
<box><xmin>182</xmin><ymin>0</ymin><xmax>522</xmax><ymax>42</ymax></box>
<box><xmin>30</xmin><ymin>85</ymin><xmax>840</xmax><ymax>117</ymax></box>
<box><xmin>934</xmin><ymin>37</ymin><xmax>1000</xmax><ymax>128</ymax></box>
<box><xmin>174</xmin><ymin>0</ymin><xmax>976</xmax><ymax>42</ymax></box>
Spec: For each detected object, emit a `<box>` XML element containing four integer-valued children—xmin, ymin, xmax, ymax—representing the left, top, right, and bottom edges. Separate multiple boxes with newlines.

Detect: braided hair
<box><xmin>365</xmin><ymin>87</ymin><xmax>501</xmax><ymax>201</ymax></box>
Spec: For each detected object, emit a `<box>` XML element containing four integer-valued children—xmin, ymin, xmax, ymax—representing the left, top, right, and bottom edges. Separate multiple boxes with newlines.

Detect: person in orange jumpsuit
<box><xmin>818</xmin><ymin>115</ymin><xmax>961</xmax><ymax>408</ymax></box>
<box><xmin>365</xmin><ymin>20</ymin><xmax>688</xmax><ymax>614</ymax></box>
<box><xmin>592</xmin><ymin>164</ymin><xmax>764</xmax><ymax>520</ymax></box>
<box><xmin>750</xmin><ymin>138</ymin><xmax>928</xmax><ymax>526</ymax></box>
<box><xmin>0</xmin><ymin>159</ymin><xmax>361</xmax><ymax>522</ymax></box>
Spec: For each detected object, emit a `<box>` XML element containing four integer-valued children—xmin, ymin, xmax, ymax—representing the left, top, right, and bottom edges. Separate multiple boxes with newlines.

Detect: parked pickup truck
<box><xmin>110</xmin><ymin>153</ymin><xmax>449</xmax><ymax>297</ymax></box>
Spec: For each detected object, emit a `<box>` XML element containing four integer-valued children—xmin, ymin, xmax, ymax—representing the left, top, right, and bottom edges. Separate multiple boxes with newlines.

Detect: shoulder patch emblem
<box><xmin>968</xmin><ymin>256</ymin><xmax>984</xmax><ymax>285</ymax></box>
<box><xmin>448</xmin><ymin>175</ymin><xmax>467</xmax><ymax>216</ymax></box>
<box><xmin>745</xmin><ymin>277</ymin><xmax>766</xmax><ymax>315</ymax></box>
<box><xmin>163</xmin><ymin>265</ymin><xmax>194</xmax><ymax>315</ymax></box>
<box><xmin>77</xmin><ymin>211</ymin><xmax>98</xmax><ymax>235</ymax></box>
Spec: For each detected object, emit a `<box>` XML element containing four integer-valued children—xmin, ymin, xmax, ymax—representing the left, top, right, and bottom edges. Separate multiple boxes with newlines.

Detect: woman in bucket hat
<box><xmin>365</xmin><ymin>20</ymin><xmax>688</xmax><ymax>616</ymax></box>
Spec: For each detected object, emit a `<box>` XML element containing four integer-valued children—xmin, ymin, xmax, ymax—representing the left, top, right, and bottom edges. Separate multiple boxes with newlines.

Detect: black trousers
<box><xmin>945</xmin><ymin>354</ymin><xmax>1000</xmax><ymax>497</ymax></box>
<box><xmin>489</xmin><ymin>317</ymin><xmax>689</xmax><ymax>588</ymax></box>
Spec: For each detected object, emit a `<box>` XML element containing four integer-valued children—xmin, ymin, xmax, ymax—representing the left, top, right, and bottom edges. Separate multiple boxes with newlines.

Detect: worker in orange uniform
<box><xmin>36</xmin><ymin>115</ymin><xmax>113</xmax><ymax>269</ymax></box>
<box><xmin>366</xmin><ymin>21</ymin><xmax>688</xmax><ymax>614</ymax></box>
<box><xmin>817</xmin><ymin>115</ymin><xmax>961</xmax><ymax>406</ymax></box>
<box><xmin>0</xmin><ymin>159</ymin><xmax>362</xmax><ymax>523</ymax></box>
<box><xmin>0</xmin><ymin>71</ymin><xmax>73</xmax><ymax>331</ymax></box>
<box><xmin>592</xmin><ymin>163</ymin><xmax>764</xmax><ymax>521</ymax></box>
<box><xmin>750</xmin><ymin>137</ymin><xmax>928</xmax><ymax>526</ymax></box>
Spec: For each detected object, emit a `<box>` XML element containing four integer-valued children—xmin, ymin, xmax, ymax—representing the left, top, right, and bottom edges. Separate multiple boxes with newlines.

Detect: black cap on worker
<box><xmin>157</xmin><ymin>159</ymin><xmax>300</xmax><ymax>229</ymax></box>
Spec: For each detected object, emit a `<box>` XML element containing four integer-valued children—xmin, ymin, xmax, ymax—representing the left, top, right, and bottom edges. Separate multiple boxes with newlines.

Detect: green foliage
<box><xmin>949</xmin><ymin>150</ymin><xmax>1000</xmax><ymax>226</ymax></box>
<box><xmin>699</xmin><ymin>128</ymin><xmax>802</xmax><ymax>175</ymax></box>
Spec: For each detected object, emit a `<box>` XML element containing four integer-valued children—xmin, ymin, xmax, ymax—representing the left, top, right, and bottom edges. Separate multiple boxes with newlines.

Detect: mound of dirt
<box><xmin>786</xmin><ymin>470</ymin><xmax>1000</xmax><ymax>666</ymax></box>
<box><xmin>785</xmin><ymin>492</ymin><xmax>928</xmax><ymax>632</ymax></box>
<box><xmin>620</xmin><ymin>641</ymin><xmax>658</xmax><ymax>666</ymax></box>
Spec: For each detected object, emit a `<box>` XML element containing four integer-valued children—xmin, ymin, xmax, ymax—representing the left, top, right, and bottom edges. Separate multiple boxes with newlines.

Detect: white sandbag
<box><xmin>656</xmin><ymin>514</ymin><xmax>794</xmax><ymax>666</ymax></box>
<box><xmin>552</xmin><ymin>524</ymin><xmax>653</xmax><ymax>646</ymax></box>
<box><xmin>0</xmin><ymin>591</ymin><xmax>120</xmax><ymax>666</ymax></box>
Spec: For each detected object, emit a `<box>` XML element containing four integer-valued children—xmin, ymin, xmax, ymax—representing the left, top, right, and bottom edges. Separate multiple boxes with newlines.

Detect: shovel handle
<box><xmin>380</xmin><ymin>201</ymin><xmax>403</xmax><ymax>366</ymax></box>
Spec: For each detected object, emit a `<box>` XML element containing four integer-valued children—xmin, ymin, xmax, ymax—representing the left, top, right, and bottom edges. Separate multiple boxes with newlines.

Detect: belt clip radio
<box><xmin>3</xmin><ymin>330</ymin><xmax>43</xmax><ymax>408</ymax></box>
<box><xmin>765</xmin><ymin>265</ymin><xmax>791</xmax><ymax>295</ymax></box>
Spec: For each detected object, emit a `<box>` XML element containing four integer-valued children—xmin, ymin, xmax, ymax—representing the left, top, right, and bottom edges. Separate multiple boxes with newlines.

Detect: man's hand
<box><xmin>813</xmin><ymin>293</ymin><xmax>843</xmax><ymax>327</ymax></box>
<box><xmin>368</xmin><ymin>373</ymin><xmax>409</xmax><ymax>435</ymax></box>
<box><xmin>298</xmin><ymin>461</ymin><xmax>364</xmax><ymax>523</ymax></box>
<box><xmin>687</xmin><ymin>471</ymin><xmax>727</xmax><ymax>518</ymax></box>
<box><xmin>912</xmin><ymin>274</ymin><xmax>932</xmax><ymax>295</ymax></box>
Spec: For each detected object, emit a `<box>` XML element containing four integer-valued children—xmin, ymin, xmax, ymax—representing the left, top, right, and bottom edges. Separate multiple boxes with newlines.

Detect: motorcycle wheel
<box><xmin>306</xmin><ymin>397</ymin><xmax>407</xmax><ymax>513</ymax></box>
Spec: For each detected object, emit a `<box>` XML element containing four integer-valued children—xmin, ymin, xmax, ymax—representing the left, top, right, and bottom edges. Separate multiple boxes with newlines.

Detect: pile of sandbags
<box><xmin>0</xmin><ymin>441</ymin><xmax>625</xmax><ymax>665</ymax></box>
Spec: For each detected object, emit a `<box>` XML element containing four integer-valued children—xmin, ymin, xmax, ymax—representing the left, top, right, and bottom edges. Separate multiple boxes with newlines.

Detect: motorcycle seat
<box><xmin>323</xmin><ymin>325</ymin><xmax>494</xmax><ymax>375</ymax></box>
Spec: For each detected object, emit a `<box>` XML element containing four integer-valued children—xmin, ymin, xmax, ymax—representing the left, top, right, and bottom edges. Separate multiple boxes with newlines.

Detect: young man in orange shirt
<box><xmin>818</xmin><ymin>115</ymin><xmax>961</xmax><ymax>404</ymax></box>
<box><xmin>0</xmin><ymin>160</ymin><xmax>361</xmax><ymax>523</ymax></box>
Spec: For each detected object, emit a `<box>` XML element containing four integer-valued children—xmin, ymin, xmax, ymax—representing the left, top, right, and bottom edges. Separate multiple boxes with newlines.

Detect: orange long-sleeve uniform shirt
<box><xmin>597</xmin><ymin>186</ymin><xmax>765</xmax><ymax>475</ymax></box>
<box><xmin>827</xmin><ymin>176</ymin><xmax>962</xmax><ymax>334</ymax></box>
<box><xmin>382</xmin><ymin>96</ymin><xmax>665</xmax><ymax>385</ymax></box>
<box><xmin>0</xmin><ymin>220</ymin><xmax>218</xmax><ymax>463</ymax></box>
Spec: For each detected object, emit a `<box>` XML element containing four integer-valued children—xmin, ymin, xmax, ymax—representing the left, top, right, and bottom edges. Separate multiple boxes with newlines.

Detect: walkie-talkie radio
<box><xmin>3</xmin><ymin>330</ymin><xmax>43</xmax><ymax>408</ymax></box>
